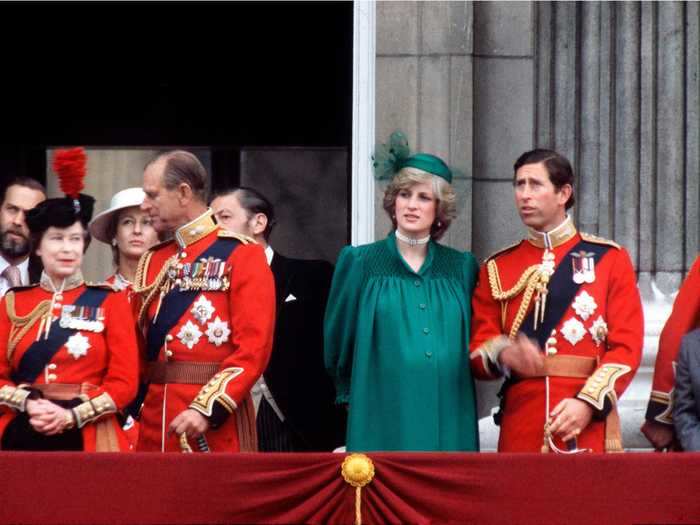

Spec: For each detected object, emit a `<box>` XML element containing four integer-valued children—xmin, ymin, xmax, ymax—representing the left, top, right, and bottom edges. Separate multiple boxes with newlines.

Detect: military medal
<box><xmin>65</xmin><ymin>333</ymin><xmax>91</xmax><ymax>359</ymax></box>
<box><xmin>205</xmin><ymin>317</ymin><xmax>231</xmax><ymax>346</ymax></box>
<box><xmin>191</xmin><ymin>295</ymin><xmax>215</xmax><ymax>324</ymax></box>
<box><xmin>589</xmin><ymin>316</ymin><xmax>608</xmax><ymax>347</ymax></box>
<box><xmin>561</xmin><ymin>317</ymin><xmax>586</xmax><ymax>346</ymax></box>
<box><xmin>177</xmin><ymin>320</ymin><xmax>203</xmax><ymax>349</ymax></box>
<box><xmin>572</xmin><ymin>291</ymin><xmax>597</xmax><ymax>321</ymax></box>
<box><xmin>173</xmin><ymin>257</ymin><xmax>230</xmax><ymax>292</ymax></box>
<box><xmin>59</xmin><ymin>305</ymin><xmax>105</xmax><ymax>333</ymax></box>
<box><xmin>572</xmin><ymin>251</ymin><xmax>596</xmax><ymax>284</ymax></box>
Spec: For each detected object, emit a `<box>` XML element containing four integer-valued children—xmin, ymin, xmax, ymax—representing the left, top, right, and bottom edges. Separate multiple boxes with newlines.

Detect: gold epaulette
<box><xmin>217</xmin><ymin>230</ymin><xmax>255</xmax><ymax>244</ymax></box>
<box><xmin>580</xmin><ymin>232</ymin><xmax>620</xmax><ymax>249</ymax></box>
<box><xmin>483</xmin><ymin>241</ymin><xmax>522</xmax><ymax>263</ymax></box>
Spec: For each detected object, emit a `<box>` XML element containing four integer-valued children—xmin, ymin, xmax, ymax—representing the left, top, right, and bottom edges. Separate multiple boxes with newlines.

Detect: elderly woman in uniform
<box><xmin>324</xmin><ymin>133</ymin><xmax>480</xmax><ymax>451</ymax></box>
<box><xmin>0</xmin><ymin>148</ymin><xmax>138</xmax><ymax>451</ymax></box>
<box><xmin>89</xmin><ymin>187</ymin><xmax>159</xmax><ymax>297</ymax></box>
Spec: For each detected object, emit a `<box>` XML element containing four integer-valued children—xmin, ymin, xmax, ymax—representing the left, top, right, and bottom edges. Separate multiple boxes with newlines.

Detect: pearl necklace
<box><xmin>395</xmin><ymin>230</ymin><xmax>430</xmax><ymax>246</ymax></box>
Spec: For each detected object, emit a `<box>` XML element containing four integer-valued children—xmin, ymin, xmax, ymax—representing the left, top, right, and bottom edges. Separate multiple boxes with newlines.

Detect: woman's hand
<box><xmin>27</xmin><ymin>399</ymin><xmax>75</xmax><ymax>435</ymax></box>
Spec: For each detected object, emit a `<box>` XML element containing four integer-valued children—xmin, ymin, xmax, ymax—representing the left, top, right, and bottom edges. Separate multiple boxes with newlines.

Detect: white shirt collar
<box><xmin>264</xmin><ymin>245</ymin><xmax>274</xmax><ymax>266</ymax></box>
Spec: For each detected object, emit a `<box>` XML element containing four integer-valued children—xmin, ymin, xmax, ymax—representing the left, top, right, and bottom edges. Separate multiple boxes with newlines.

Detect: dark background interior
<box><xmin>0</xmin><ymin>1</ymin><xmax>353</xmax><ymax>190</ymax></box>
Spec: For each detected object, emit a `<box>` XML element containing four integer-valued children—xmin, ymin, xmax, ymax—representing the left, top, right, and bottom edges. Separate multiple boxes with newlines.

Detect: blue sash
<box><xmin>11</xmin><ymin>287</ymin><xmax>110</xmax><ymax>384</ymax></box>
<box><xmin>520</xmin><ymin>240</ymin><xmax>610</xmax><ymax>348</ymax></box>
<box><xmin>145</xmin><ymin>237</ymin><xmax>241</xmax><ymax>361</ymax></box>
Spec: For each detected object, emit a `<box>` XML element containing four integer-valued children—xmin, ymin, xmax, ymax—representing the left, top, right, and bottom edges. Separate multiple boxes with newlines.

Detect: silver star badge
<box><xmin>205</xmin><ymin>316</ymin><xmax>231</xmax><ymax>346</ymax></box>
<box><xmin>177</xmin><ymin>320</ymin><xmax>203</xmax><ymax>350</ymax></box>
<box><xmin>191</xmin><ymin>295</ymin><xmax>215</xmax><ymax>325</ymax></box>
<box><xmin>65</xmin><ymin>333</ymin><xmax>91</xmax><ymax>360</ymax></box>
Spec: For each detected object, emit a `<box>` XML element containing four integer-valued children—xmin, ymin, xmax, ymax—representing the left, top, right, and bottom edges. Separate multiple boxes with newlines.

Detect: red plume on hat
<box><xmin>52</xmin><ymin>147</ymin><xmax>87</xmax><ymax>199</ymax></box>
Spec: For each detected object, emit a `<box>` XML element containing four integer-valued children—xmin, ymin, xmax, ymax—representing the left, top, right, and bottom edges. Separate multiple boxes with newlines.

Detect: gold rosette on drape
<box><xmin>341</xmin><ymin>454</ymin><xmax>375</xmax><ymax>525</ymax></box>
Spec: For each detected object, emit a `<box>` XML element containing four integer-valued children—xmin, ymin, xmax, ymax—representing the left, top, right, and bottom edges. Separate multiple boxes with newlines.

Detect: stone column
<box><xmin>472</xmin><ymin>1</ymin><xmax>535</xmax><ymax>260</ymax></box>
<box><xmin>375</xmin><ymin>1</ymin><xmax>474</xmax><ymax>251</ymax></box>
<box><xmin>534</xmin><ymin>1</ymin><xmax>699</xmax><ymax>293</ymax></box>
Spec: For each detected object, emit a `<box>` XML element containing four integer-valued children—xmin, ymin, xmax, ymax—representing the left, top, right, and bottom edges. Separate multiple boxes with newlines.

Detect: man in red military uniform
<box><xmin>135</xmin><ymin>150</ymin><xmax>275</xmax><ymax>452</ymax></box>
<box><xmin>642</xmin><ymin>255</ymin><xmax>700</xmax><ymax>450</ymax></box>
<box><xmin>470</xmin><ymin>149</ymin><xmax>643</xmax><ymax>453</ymax></box>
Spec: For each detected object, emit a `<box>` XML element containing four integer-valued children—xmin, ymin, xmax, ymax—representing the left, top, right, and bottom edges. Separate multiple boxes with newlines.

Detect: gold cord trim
<box><xmin>487</xmin><ymin>260</ymin><xmax>548</xmax><ymax>338</ymax></box>
<box><xmin>133</xmin><ymin>251</ymin><xmax>179</xmax><ymax>324</ymax></box>
<box><xmin>5</xmin><ymin>291</ymin><xmax>52</xmax><ymax>361</ymax></box>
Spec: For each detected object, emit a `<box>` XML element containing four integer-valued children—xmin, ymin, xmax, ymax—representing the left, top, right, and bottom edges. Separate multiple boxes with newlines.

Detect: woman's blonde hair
<box><xmin>382</xmin><ymin>167</ymin><xmax>456</xmax><ymax>240</ymax></box>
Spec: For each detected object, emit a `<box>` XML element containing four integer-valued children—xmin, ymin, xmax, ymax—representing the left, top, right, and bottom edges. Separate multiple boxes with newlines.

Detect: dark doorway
<box><xmin>0</xmin><ymin>1</ymin><xmax>353</xmax><ymax>189</ymax></box>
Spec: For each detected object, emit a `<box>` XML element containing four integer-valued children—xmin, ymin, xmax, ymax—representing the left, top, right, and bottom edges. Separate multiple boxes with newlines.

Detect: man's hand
<box><xmin>499</xmin><ymin>333</ymin><xmax>545</xmax><ymax>377</ymax></box>
<box><xmin>548</xmin><ymin>398</ymin><xmax>593</xmax><ymax>442</ymax></box>
<box><xmin>640</xmin><ymin>420</ymin><xmax>675</xmax><ymax>451</ymax></box>
<box><xmin>168</xmin><ymin>408</ymin><xmax>210</xmax><ymax>439</ymax></box>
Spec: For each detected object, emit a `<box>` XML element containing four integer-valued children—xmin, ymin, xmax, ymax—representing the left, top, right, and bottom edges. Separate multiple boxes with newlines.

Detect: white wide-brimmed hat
<box><xmin>89</xmin><ymin>187</ymin><xmax>146</xmax><ymax>244</ymax></box>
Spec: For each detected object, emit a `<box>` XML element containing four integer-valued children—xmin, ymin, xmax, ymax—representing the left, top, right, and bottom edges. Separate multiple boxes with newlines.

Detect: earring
<box><xmin>437</xmin><ymin>221</ymin><xmax>442</xmax><ymax>228</ymax></box>
<box><xmin>111</xmin><ymin>239</ymin><xmax>118</xmax><ymax>247</ymax></box>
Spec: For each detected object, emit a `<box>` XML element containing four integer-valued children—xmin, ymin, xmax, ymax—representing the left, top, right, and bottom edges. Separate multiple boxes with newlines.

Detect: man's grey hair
<box><xmin>146</xmin><ymin>150</ymin><xmax>208</xmax><ymax>203</ymax></box>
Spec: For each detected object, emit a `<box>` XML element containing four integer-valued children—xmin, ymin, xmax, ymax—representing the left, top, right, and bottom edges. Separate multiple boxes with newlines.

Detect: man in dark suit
<box><xmin>210</xmin><ymin>187</ymin><xmax>346</xmax><ymax>451</ymax></box>
<box><xmin>0</xmin><ymin>177</ymin><xmax>46</xmax><ymax>295</ymax></box>
<box><xmin>673</xmin><ymin>328</ymin><xmax>700</xmax><ymax>451</ymax></box>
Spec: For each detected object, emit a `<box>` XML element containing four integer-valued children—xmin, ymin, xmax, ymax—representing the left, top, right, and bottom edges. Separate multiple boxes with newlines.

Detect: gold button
<box><xmin>48</xmin><ymin>364</ymin><xmax>57</xmax><ymax>370</ymax></box>
<box><xmin>48</xmin><ymin>374</ymin><xmax>57</xmax><ymax>381</ymax></box>
<box><xmin>166</xmin><ymin>350</ymin><xmax>173</xmax><ymax>357</ymax></box>
<box><xmin>166</xmin><ymin>335</ymin><xmax>174</xmax><ymax>342</ymax></box>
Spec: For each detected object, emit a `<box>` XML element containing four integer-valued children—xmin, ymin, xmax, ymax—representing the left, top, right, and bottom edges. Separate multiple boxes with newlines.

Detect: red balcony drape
<box><xmin>1</xmin><ymin>452</ymin><xmax>699</xmax><ymax>525</ymax></box>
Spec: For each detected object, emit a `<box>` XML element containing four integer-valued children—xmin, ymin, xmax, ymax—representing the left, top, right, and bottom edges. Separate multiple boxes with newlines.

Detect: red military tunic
<box><xmin>0</xmin><ymin>275</ymin><xmax>139</xmax><ymax>451</ymax></box>
<box><xmin>646</xmin><ymin>255</ymin><xmax>700</xmax><ymax>425</ymax></box>
<box><xmin>135</xmin><ymin>209</ymin><xmax>275</xmax><ymax>452</ymax></box>
<box><xmin>103</xmin><ymin>273</ymin><xmax>140</xmax><ymax>449</ymax></box>
<box><xmin>470</xmin><ymin>218</ymin><xmax>643</xmax><ymax>452</ymax></box>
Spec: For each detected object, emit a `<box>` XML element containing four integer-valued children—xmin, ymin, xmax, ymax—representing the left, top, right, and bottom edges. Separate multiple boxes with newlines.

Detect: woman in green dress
<box><xmin>324</xmin><ymin>136</ymin><xmax>479</xmax><ymax>451</ymax></box>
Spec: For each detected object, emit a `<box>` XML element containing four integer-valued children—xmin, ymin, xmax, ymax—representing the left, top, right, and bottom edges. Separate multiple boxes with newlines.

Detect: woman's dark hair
<box><xmin>513</xmin><ymin>149</ymin><xmax>575</xmax><ymax>210</ymax></box>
